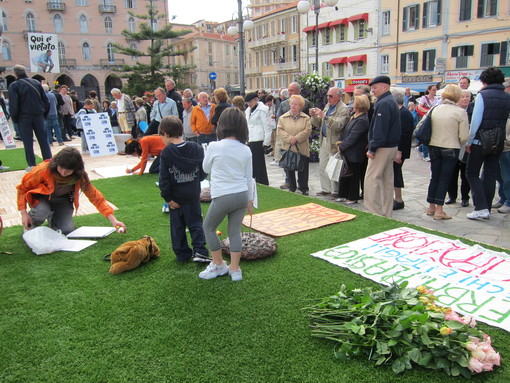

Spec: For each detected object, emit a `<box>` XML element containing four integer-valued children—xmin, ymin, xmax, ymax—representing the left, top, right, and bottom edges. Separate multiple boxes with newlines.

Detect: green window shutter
<box><xmin>413</xmin><ymin>52</ymin><xmax>419</xmax><ymax>72</ymax></box>
<box><xmin>400</xmin><ymin>53</ymin><xmax>406</xmax><ymax>72</ymax></box>
<box><xmin>423</xmin><ymin>3</ymin><xmax>428</xmax><ymax>27</ymax></box>
<box><xmin>437</xmin><ymin>0</ymin><xmax>442</xmax><ymax>25</ymax></box>
<box><xmin>452</xmin><ymin>47</ymin><xmax>459</xmax><ymax>57</ymax></box>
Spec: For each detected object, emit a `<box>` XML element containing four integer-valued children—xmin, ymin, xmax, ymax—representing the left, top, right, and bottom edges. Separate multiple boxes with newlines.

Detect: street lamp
<box><xmin>227</xmin><ymin>0</ymin><xmax>254</xmax><ymax>96</ymax></box>
<box><xmin>297</xmin><ymin>0</ymin><xmax>338</xmax><ymax>73</ymax></box>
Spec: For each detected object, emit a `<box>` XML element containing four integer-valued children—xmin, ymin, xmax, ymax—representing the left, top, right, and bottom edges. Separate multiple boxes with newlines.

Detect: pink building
<box><xmin>0</xmin><ymin>0</ymin><xmax>169</xmax><ymax>100</ymax></box>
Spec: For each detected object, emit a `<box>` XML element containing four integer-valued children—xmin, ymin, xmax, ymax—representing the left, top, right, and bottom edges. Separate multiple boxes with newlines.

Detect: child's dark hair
<box><xmin>216</xmin><ymin>107</ymin><xmax>248</xmax><ymax>143</ymax></box>
<box><xmin>125</xmin><ymin>139</ymin><xmax>142</xmax><ymax>156</ymax></box>
<box><xmin>49</xmin><ymin>147</ymin><xmax>89</xmax><ymax>184</ymax></box>
<box><xmin>159</xmin><ymin>115</ymin><xmax>183</xmax><ymax>138</ymax></box>
<box><xmin>479</xmin><ymin>67</ymin><xmax>505</xmax><ymax>85</ymax></box>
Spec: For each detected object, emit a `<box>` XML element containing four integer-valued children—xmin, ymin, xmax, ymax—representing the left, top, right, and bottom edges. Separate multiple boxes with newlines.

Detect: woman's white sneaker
<box><xmin>198</xmin><ymin>261</ymin><xmax>229</xmax><ymax>279</ymax></box>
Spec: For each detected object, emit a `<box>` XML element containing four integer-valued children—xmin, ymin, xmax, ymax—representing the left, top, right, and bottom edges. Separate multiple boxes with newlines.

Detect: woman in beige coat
<box><xmin>417</xmin><ymin>84</ymin><xmax>469</xmax><ymax>220</ymax></box>
<box><xmin>277</xmin><ymin>95</ymin><xmax>312</xmax><ymax>195</ymax></box>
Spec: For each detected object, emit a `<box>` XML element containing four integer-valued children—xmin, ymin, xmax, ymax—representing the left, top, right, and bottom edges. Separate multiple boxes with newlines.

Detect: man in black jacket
<box><xmin>8</xmin><ymin>65</ymin><xmax>51</xmax><ymax>170</ymax></box>
<box><xmin>364</xmin><ymin>75</ymin><xmax>401</xmax><ymax>218</ymax></box>
<box><xmin>165</xmin><ymin>79</ymin><xmax>183</xmax><ymax>121</ymax></box>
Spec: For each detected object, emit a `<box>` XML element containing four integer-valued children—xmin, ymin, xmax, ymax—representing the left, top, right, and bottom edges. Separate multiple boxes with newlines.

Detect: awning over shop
<box><xmin>303</xmin><ymin>25</ymin><xmax>316</xmax><ymax>33</ymax></box>
<box><xmin>317</xmin><ymin>22</ymin><xmax>331</xmax><ymax>30</ymax></box>
<box><xmin>394</xmin><ymin>82</ymin><xmax>436</xmax><ymax>92</ymax></box>
<box><xmin>348</xmin><ymin>13</ymin><xmax>369</xmax><ymax>23</ymax></box>
<box><xmin>329</xmin><ymin>18</ymin><xmax>348</xmax><ymax>27</ymax></box>
<box><xmin>329</xmin><ymin>57</ymin><xmax>348</xmax><ymax>65</ymax></box>
<box><xmin>347</xmin><ymin>54</ymin><xmax>367</xmax><ymax>63</ymax></box>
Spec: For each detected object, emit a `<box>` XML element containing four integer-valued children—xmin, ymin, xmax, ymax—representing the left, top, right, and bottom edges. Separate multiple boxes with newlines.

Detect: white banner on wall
<box><xmin>81</xmin><ymin>113</ymin><xmax>118</xmax><ymax>157</ymax></box>
<box><xmin>311</xmin><ymin>227</ymin><xmax>510</xmax><ymax>332</ymax></box>
<box><xmin>28</xmin><ymin>33</ymin><xmax>60</xmax><ymax>74</ymax></box>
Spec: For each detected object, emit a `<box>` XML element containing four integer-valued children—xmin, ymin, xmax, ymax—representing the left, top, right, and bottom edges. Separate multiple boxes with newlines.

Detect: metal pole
<box><xmin>314</xmin><ymin>0</ymin><xmax>320</xmax><ymax>73</ymax></box>
<box><xmin>238</xmin><ymin>0</ymin><xmax>246</xmax><ymax>96</ymax></box>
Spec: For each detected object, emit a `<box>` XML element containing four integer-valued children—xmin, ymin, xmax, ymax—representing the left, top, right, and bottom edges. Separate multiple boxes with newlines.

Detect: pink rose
<box><xmin>462</xmin><ymin>315</ymin><xmax>477</xmax><ymax>327</ymax></box>
<box><xmin>481</xmin><ymin>363</ymin><xmax>494</xmax><ymax>372</ymax></box>
<box><xmin>466</xmin><ymin>342</ymin><xmax>478</xmax><ymax>352</ymax></box>
<box><xmin>468</xmin><ymin>357</ymin><xmax>484</xmax><ymax>373</ymax></box>
<box><xmin>472</xmin><ymin>347</ymin><xmax>486</xmax><ymax>360</ymax></box>
<box><xmin>444</xmin><ymin>310</ymin><xmax>464</xmax><ymax>323</ymax></box>
<box><xmin>485</xmin><ymin>352</ymin><xmax>501</xmax><ymax>366</ymax></box>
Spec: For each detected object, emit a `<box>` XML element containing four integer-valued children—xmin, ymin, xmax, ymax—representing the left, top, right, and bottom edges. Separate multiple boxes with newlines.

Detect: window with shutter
<box><xmin>477</xmin><ymin>0</ymin><xmax>498</xmax><ymax>18</ymax></box>
<box><xmin>423</xmin><ymin>50</ymin><xmax>436</xmax><ymax>71</ymax></box>
<box><xmin>382</xmin><ymin>11</ymin><xmax>391</xmax><ymax>35</ymax></box>
<box><xmin>403</xmin><ymin>5</ymin><xmax>420</xmax><ymax>31</ymax></box>
<box><xmin>381</xmin><ymin>55</ymin><xmax>389</xmax><ymax>74</ymax></box>
<box><xmin>480</xmin><ymin>42</ymin><xmax>500</xmax><ymax>66</ymax></box>
<box><xmin>459</xmin><ymin>0</ymin><xmax>472</xmax><ymax>21</ymax></box>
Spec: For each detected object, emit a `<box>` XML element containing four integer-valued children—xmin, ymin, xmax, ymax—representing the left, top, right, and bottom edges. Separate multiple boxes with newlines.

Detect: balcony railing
<box><xmin>275</xmin><ymin>61</ymin><xmax>299</xmax><ymax>71</ymax></box>
<box><xmin>99</xmin><ymin>5</ymin><xmax>116</xmax><ymax>13</ymax></box>
<box><xmin>100</xmin><ymin>58</ymin><xmax>125</xmax><ymax>69</ymax></box>
<box><xmin>60</xmin><ymin>58</ymin><xmax>76</xmax><ymax>69</ymax></box>
<box><xmin>47</xmin><ymin>1</ymin><xmax>66</xmax><ymax>12</ymax></box>
<box><xmin>245</xmin><ymin>66</ymin><xmax>261</xmax><ymax>75</ymax></box>
<box><xmin>246</xmin><ymin>33</ymin><xmax>287</xmax><ymax>49</ymax></box>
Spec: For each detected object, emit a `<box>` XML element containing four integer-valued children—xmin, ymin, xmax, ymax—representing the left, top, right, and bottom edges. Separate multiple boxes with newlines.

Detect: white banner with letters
<box><xmin>28</xmin><ymin>33</ymin><xmax>60</xmax><ymax>74</ymax></box>
<box><xmin>311</xmin><ymin>227</ymin><xmax>510</xmax><ymax>332</ymax></box>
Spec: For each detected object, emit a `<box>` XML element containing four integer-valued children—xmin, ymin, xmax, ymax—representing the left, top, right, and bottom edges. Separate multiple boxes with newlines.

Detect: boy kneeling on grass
<box><xmin>158</xmin><ymin>116</ymin><xmax>211</xmax><ymax>263</ymax></box>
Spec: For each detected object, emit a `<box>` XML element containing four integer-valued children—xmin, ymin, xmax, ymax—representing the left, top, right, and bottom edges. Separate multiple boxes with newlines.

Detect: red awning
<box><xmin>329</xmin><ymin>18</ymin><xmax>348</xmax><ymax>27</ymax></box>
<box><xmin>303</xmin><ymin>25</ymin><xmax>316</xmax><ymax>33</ymax></box>
<box><xmin>347</xmin><ymin>54</ymin><xmax>367</xmax><ymax>63</ymax></box>
<box><xmin>348</xmin><ymin>13</ymin><xmax>369</xmax><ymax>23</ymax></box>
<box><xmin>329</xmin><ymin>57</ymin><xmax>347</xmax><ymax>65</ymax></box>
<box><xmin>317</xmin><ymin>21</ymin><xmax>330</xmax><ymax>30</ymax></box>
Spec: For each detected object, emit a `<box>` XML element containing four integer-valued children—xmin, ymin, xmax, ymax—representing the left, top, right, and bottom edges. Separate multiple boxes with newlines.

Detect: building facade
<box><xmin>0</xmin><ymin>0</ymin><xmax>169</xmax><ymax>100</ymax></box>
<box><xmin>379</xmin><ymin>0</ymin><xmax>510</xmax><ymax>91</ymax></box>
<box><xmin>245</xmin><ymin>3</ymin><xmax>302</xmax><ymax>92</ymax></box>
<box><xmin>299</xmin><ymin>0</ymin><xmax>378</xmax><ymax>92</ymax></box>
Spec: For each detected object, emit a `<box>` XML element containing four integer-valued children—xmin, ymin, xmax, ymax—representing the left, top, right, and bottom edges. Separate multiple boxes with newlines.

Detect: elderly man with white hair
<box><xmin>310</xmin><ymin>86</ymin><xmax>350</xmax><ymax>198</ymax></box>
<box><xmin>145</xmin><ymin>87</ymin><xmax>178</xmax><ymax>135</ymax></box>
<box><xmin>110</xmin><ymin>88</ymin><xmax>136</xmax><ymax>135</ymax></box>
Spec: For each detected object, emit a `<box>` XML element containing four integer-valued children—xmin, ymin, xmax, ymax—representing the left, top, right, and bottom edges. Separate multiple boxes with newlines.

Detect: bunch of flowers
<box><xmin>295</xmin><ymin>72</ymin><xmax>331</xmax><ymax>110</ymax></box>
<box><xmin>295</xmin><ymin>73</ymin><xmax>331</xmax><ymax>159</ymax></box>
<box><xmin>304</xmin><ymin>282</ymin><xmax>500</xmax><ymax>378</ymax></box>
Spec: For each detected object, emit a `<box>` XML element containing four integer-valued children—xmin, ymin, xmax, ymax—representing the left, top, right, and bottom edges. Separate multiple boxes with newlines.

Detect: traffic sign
<box><xmin>209</xmin><ymin>72</ymin><xmax>217</xmax><ymax>80</ymax></box>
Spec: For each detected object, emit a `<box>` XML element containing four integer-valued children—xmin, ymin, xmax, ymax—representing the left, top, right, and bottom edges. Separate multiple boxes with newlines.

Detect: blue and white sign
<box><xmin>209</xmin><ymin>72</ymin><xmax>217</xmax><ymax>80</ymax></box>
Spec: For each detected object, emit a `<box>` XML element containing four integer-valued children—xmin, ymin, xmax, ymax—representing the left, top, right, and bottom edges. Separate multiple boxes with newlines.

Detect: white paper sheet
<box><xmin>66</xmin><ymin>226</ymin><xmax>116</xmax><ymax>238</ymax></box>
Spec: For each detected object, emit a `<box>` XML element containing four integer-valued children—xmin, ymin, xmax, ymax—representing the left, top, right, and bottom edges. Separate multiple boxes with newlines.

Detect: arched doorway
<box><xmin>31</xmin><ymin>74</ymin><xmax>45</xmax><ymax>83</ymax></box>
<box><xmin>79</xmin><ymin>74</ymin><xmax>99</xmax><ymax>101</ymax></box>
<box><xmin>105</xmin><ymin>74</ymin><xmax>122</xmax><ymax>100</ymax></box>
<box><xmin>55</xmin><ymin>74</ymin><xmax>75</xmax><ymax>89</ymax></box>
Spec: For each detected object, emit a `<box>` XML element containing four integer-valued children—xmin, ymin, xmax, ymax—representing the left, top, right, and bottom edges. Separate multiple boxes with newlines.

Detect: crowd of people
<box><xmin>3</xmin><ymin>64</ymin><xmax>510</xmax><ymax>280</ymax></box>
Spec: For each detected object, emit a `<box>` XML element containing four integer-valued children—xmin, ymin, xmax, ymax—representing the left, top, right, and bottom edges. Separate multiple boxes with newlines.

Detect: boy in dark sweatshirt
<box><xmin>158</xmin><ymin>116</ymin><xmax>211</xmax><ymax>263</ymax></box>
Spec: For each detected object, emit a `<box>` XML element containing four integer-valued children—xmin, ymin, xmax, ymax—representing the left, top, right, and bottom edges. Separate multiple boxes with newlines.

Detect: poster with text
<box><xmin>81</xmin><ymin>113</ymin><xmax>118</xmax><ymax>157</ymax></box>
<box><xmin>0</xmin><ymin>109</ymin><xmax>15</xmax><ymax>149</ymax></box>
<box><xmin>28</xmin><ymin>33</ymin><xmax>60</xmax><ymax>74</ymax></box>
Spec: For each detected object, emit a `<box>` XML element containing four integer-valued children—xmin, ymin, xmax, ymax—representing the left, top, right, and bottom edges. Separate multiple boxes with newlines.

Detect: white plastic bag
<box><xmin>22</xmin><ymin>226</ymin><xmax>73</xmax><ymax>255</ymax></box>
<box><xmin>326</xmin><ymin>153</ymin><xmax>343</xmax><ymax>181</ymax></box>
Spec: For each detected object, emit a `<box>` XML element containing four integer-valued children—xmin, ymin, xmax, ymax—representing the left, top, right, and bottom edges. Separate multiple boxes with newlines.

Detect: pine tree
<box><xmin>112</xmin><ymin>0</ymin><xmax>194</xmax><ymax>95</ymax></box>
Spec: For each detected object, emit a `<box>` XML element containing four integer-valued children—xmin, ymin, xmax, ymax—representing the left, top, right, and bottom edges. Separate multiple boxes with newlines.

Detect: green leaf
<box><xmin>387</xmin><ymin>339</ymin><xmax>398</xmax><ymax>347</ymax></box>
<box><xmin>445</xmin><ymin>320</ymin><xmax>465</xmax><ymax>330</ymax></box>
<box><xmin>420</xmin><ymin>332</ymin><xmax>432</xmax><ymax>345</ymax></box>
<box><xmin>391</xmin><ymin>359</ymin><xmax>406</xmax><ymax>374</ymax></box>
<box><xmin>408</xmin><ymin>348</ymin><xmax>422</xmax><ymax>363</ymax></box>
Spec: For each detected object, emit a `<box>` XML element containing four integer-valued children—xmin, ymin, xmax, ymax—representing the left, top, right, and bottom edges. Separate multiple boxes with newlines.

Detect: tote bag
<box><xmin>279</xmin><ymin>144</ymin><xmax>305</xmax><ymax>172</ymax></box>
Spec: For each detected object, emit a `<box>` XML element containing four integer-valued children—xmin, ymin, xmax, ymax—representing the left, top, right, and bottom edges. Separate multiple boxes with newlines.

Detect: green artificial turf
<box><xmin>1</xmin><ymin>174</ymin><xmax>508</xmax><ymax>383</ymax></box>
<box><xmin>0</xmin><ymin>148</ymin><xmax>43</xmax><ymax>172</ymax></box>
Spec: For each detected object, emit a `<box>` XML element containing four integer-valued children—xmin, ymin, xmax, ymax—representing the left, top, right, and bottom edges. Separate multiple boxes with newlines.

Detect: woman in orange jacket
<box><xmin>124</xmin><ymin>135</ymin><xmax>166</xmax><ymax>174</ymax></box>
<box><xmin>17</xmin><ymin>147</ymin><xmax>126</xmax><ymax>234</ymax></box>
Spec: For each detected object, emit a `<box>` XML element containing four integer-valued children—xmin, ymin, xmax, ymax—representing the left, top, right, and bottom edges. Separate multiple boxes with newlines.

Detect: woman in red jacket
<box><xmin>17</xmin><ymin>147</ymin><xmax>126</xmax><ymax>234</ymax></box>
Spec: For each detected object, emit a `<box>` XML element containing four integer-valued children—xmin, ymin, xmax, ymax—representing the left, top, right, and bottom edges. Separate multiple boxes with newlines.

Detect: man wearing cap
<box><xmin>364</xmin><ymin>75</ymin><xmax>401</xmax><ymax>217</ymax></box>
<box><xmin>245</xmin><ymin>91</ymin><xmax>272</xmax><ymax>185</ymax></box>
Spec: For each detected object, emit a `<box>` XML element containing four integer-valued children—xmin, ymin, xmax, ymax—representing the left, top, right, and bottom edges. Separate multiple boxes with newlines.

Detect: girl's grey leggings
<box><xmin>203</xmin><ymin>191</ymin><xmax>249</xmax><ymax>252</ymax></box>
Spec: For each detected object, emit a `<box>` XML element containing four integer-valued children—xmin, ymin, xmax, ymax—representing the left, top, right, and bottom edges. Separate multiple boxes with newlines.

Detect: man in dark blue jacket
<box><xmin>8</xmin><ymin>65</ymin><xmax>51</xmax><ymax>170</ymax></box>
<box><xmin>364</xmin><ymin>75</ymin><xmax>401</xmax><ymax>217</ymax></box>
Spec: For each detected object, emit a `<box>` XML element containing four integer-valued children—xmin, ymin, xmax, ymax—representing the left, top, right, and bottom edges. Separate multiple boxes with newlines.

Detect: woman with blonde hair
<box><xmin>277</xmin><ymin>94</ymin><xmax>312</xmax><ymax>195</ymax></box>
<box><xmin>418</xmin><ymin>84</ymin><xmax>469</xmax><ymax>220</ymax></box>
